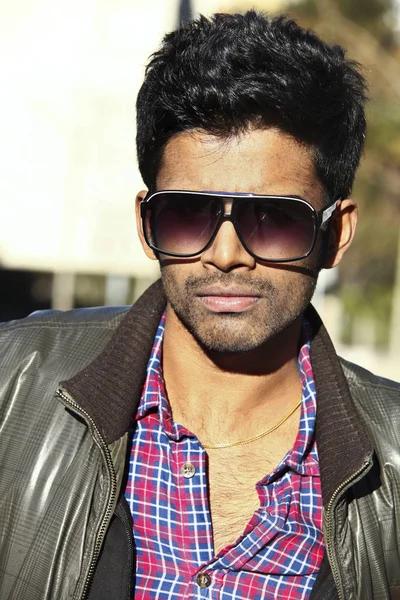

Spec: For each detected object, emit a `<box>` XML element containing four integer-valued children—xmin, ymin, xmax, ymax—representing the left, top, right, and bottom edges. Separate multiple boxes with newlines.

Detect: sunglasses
<box><xmin>140</xmin><ymin>190</ymin><xmax>340</xmax><ymax>263</ymax></box>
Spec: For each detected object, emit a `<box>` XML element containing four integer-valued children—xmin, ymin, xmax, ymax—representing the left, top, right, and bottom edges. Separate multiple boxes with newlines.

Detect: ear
<box><xmin>135</xmin><ymin>190</ymin><xmax>158</xmax><ymax>261</ymax></box>
<box><xmin>322</xmin><ymin>199</ymin><xmax>358</xmax><ymax>269</ymax></box>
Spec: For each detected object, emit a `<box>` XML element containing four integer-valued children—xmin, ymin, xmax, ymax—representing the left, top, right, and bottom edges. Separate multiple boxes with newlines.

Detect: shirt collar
<box><xmin>137</xmin><ymin>310</ymin><xmax>166</xmax><ymax>418</ymax></box>
<box><xmin>285</xmin><ymin>320</ymin><xmax>319</xmax><ymax>475</ymax></box>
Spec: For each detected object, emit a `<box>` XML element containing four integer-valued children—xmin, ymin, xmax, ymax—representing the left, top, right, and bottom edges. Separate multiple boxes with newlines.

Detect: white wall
<box><xmin>0</xmin><ymin>0</ymin><xmax>182</xmax><ymax>276</ymax></box>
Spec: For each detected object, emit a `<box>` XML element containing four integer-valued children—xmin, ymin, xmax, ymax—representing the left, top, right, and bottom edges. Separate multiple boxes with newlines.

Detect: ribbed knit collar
<box><xmin>62</xmin><ymin>278</ymin><xmax>373</xmax><ymax>507</ymax></box>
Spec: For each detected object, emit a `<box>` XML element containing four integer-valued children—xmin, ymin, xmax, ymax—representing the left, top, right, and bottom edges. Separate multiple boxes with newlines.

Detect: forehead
<box><xmin>156</xmin><ymin>128</ymin><xmax>325</xmax><ymax>206</ymax></box>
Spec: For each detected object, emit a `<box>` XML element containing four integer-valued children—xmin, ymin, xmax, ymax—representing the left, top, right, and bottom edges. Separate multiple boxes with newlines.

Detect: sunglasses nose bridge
<box><xmin>207</xmin><ymin>205</ymin><xmax>250</xmax><ymax>258</ymax></box>
<box><xmin>222</xmin><ymin>198</ymin><xmax>233</xmax><ymax>216</ymax></box>
<box><xmin>216</xmin><ymin>199</ymin><xmax>237</xmax><ymax>234</ymax></box>
<box><xmin>209</xmin><ymin>197</ymin><xmax>239</xmax><ymax>241</ymax></box>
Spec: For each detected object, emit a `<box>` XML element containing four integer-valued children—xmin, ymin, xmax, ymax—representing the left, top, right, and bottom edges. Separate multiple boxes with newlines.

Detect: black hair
<box><xmin>136</xmin><ymin>10</ymin><xmax>367</xmax><ymax>201</ymax></box>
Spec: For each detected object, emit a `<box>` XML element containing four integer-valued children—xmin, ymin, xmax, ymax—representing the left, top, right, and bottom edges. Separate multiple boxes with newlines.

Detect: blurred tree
<box><xmin>291</xmin><ymin>0</ymin><xmax>397</xmax><ymax>45</ymax></box>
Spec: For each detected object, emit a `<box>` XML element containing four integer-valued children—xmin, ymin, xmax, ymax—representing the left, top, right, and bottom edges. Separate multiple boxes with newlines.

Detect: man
<box><xmin>0</xmin><ymin>10</ymin><xmax>399</xmax><ymax>600</ymax></box>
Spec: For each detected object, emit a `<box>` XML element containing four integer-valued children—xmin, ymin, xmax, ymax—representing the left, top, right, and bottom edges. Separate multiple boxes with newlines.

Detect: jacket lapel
<box><xmin>61</xmin><ymin>279</ymin><xmax>166</xmax><ymax>444</ymax></box>
<box><xmin>306</xmin><ymin>305</ymin><xmax>373</xmax><ymax>507</ymax></box>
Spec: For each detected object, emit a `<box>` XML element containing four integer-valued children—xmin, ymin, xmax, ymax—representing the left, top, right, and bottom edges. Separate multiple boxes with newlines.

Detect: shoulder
<box><xmin>0</xmin><ymin>304</ymin><xmax>129</xmax><ymax>338</ymax></box>
<box><xmin>0</xmin><ymin>304</ymin><xmax>129</xmax><ymax>333</ymax></box>
<box><xmin>0</xmin><ymin>305</ymin><xmax>130</xmax><ymax>382</ymax></box>
<box><xmin>340</xmin><ymin>357</ymin><xmax>400</xmax><ymax>449</ymax></box>
<box><xmin>340</xmin><ymin>356</ymin><xmax>400</xmax><ymax>400</ymax></box>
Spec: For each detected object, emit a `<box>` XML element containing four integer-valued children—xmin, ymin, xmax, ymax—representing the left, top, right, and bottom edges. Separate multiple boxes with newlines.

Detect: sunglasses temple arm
<box><xmin>320</xmin><ymin>200</ymin><xmax>341</xmax><ymax>226</ymax></box>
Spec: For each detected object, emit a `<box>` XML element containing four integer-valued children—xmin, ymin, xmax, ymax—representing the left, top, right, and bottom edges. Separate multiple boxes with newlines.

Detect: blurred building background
<box><xmin>0</xmin><ymin>0</ymin><xmax>399</xmax><ymax>377</ymax></box>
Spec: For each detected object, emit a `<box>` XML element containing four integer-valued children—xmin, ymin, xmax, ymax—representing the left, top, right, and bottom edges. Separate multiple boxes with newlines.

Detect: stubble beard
<box><xmin>160</xmin><ymin>268</ymin><xmax>318</xmax><ymax>353</ymax></box>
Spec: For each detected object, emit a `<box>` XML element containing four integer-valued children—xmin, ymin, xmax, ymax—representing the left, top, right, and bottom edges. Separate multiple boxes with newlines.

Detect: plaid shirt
<box><xmin>125</xmin><ymin>313</ymin><xmax>324</xmax><ymax>599</ymax></box>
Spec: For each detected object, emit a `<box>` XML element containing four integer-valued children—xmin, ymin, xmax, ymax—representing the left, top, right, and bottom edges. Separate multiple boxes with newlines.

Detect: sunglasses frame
<box><xmin>140</xmin><ymin>190</ymin><xmax>341</xmax><ymax>263</ymax></box>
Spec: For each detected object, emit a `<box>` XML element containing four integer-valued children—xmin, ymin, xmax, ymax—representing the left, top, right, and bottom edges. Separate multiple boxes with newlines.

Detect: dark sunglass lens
<box><xmin>147</xmin><ymin>193</ymin><xmax>222</xmax><ymax>255</ymax></box>
<box><xmin>236</xmin><ymin>198</ymin><xmax>316</xmax><ymax>260</ymax></box>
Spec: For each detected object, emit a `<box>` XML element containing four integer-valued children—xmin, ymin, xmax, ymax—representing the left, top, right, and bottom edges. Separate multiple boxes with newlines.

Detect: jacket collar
<box><xmin>306</xmin><ymin>304</ymin><xmax>373</xmax><ymax>504</ymax></box>
<box><xmin>62</xmin><ymin>279</ymin><xmax>165</xmax><ymax>447</ymax></box>
<box><xmin>62</xmin><ymin>278</ymin><xmax>373</xmax><ymax>507</ymax></box>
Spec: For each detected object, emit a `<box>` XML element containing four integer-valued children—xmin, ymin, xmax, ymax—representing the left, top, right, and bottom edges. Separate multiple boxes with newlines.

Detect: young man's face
<box><xmin>136</xmin><ymin>128</ymin><xmax>355</xmax><ymax>353</ymax></box>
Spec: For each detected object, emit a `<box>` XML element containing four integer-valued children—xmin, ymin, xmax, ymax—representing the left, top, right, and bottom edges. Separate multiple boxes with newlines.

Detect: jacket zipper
<box><xmin>324</xmin><ymin>459</ymin><xmax>371</xmax><ymax>600</ymax></box>
<box><xmin>115</xmin><ymin>502</ymin><xmax>135</xmax><ymax>600</ymax></box>
<box><xmin>57</xmin><ymin>388</ymin><xmax>118</xmax><ymax>600</ymax></box>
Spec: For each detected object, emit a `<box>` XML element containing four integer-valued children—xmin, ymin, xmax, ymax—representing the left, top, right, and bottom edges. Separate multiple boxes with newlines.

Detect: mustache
<box><xmin>184</xmin><ymin>273</ymin><xmax>276</xmax><ymax>295</ymax></box>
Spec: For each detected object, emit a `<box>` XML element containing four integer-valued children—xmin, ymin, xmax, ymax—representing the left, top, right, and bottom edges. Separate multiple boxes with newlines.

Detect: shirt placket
<box><xmin>170</xmin><ymin>436</ymin><xmax>220</xmax><ymax>598</ymax></box>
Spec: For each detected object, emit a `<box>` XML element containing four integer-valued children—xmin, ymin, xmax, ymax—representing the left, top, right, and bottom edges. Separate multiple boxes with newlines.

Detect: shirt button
<box><xmin>196</xmin><ymin>572</ymin><xmax>211</xmax><ymax>588</ymax></box>
<box><xmin>181</xmin><ymin>463</ymin><xmax>196</xmax><ymax>478</ymax></box>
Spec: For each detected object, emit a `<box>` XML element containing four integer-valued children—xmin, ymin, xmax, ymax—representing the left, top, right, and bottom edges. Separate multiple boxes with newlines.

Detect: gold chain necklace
<box><xmin>202</xmin><ymin>399</ymin><xmax>302</xmax><ymax>449</ymax></box>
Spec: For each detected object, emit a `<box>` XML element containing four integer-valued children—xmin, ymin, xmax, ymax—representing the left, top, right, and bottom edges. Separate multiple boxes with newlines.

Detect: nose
<box><xmin>200</xmin><ymin>216</ymin><xmax>256</xmax><ymax>272</ymax></box>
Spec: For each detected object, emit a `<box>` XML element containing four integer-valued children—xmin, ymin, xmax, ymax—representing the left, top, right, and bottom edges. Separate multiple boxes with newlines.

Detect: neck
<box><xmin>162</xmin><ymin>305</ymin><xmax>303</xmax><ymax>442</ymax></box>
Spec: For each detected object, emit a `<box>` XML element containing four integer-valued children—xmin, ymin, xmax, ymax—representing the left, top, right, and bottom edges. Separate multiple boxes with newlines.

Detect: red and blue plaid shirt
<box><xmin>125</xmin><ymin>313</ymin><xmax>324</xmax><ymax>599</ymax></box>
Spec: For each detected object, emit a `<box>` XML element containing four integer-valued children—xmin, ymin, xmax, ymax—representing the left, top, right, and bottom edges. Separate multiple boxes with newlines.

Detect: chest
<box><xmin>207</xmin><ymin>443</ymin><xmax>291</xmax><ymax>553</ymax></box>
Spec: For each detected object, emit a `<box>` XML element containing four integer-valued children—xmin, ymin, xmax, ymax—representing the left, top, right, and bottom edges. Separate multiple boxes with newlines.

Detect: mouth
<box><xmin>196</xmin><ymin>287</ymin><xmax>261</xmax><ymax>313</ymax></box>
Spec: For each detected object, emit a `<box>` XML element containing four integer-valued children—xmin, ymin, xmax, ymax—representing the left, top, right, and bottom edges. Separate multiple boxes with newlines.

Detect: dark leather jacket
<box><xmin>0</xmin><ymin>280</ymin><xmax>399</xmax><ymax>600</ymax></box>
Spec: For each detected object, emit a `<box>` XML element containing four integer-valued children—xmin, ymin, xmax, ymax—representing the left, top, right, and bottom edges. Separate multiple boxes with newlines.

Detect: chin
<box><xmin>178</xmin><ymin>312</ymin><xmax>283</xmax><ymax>354</ymax></box>
<box><xmin>194</xmin><ymin>334</ymin><xmax>266</xmax><ymax>354</ymax></box>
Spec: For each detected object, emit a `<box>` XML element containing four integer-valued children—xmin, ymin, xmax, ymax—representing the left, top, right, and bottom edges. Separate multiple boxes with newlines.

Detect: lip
<box><xmin>197</xmin><ymin>287</ymin><xmax>261</xmax><ymax>313</ymax></box>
